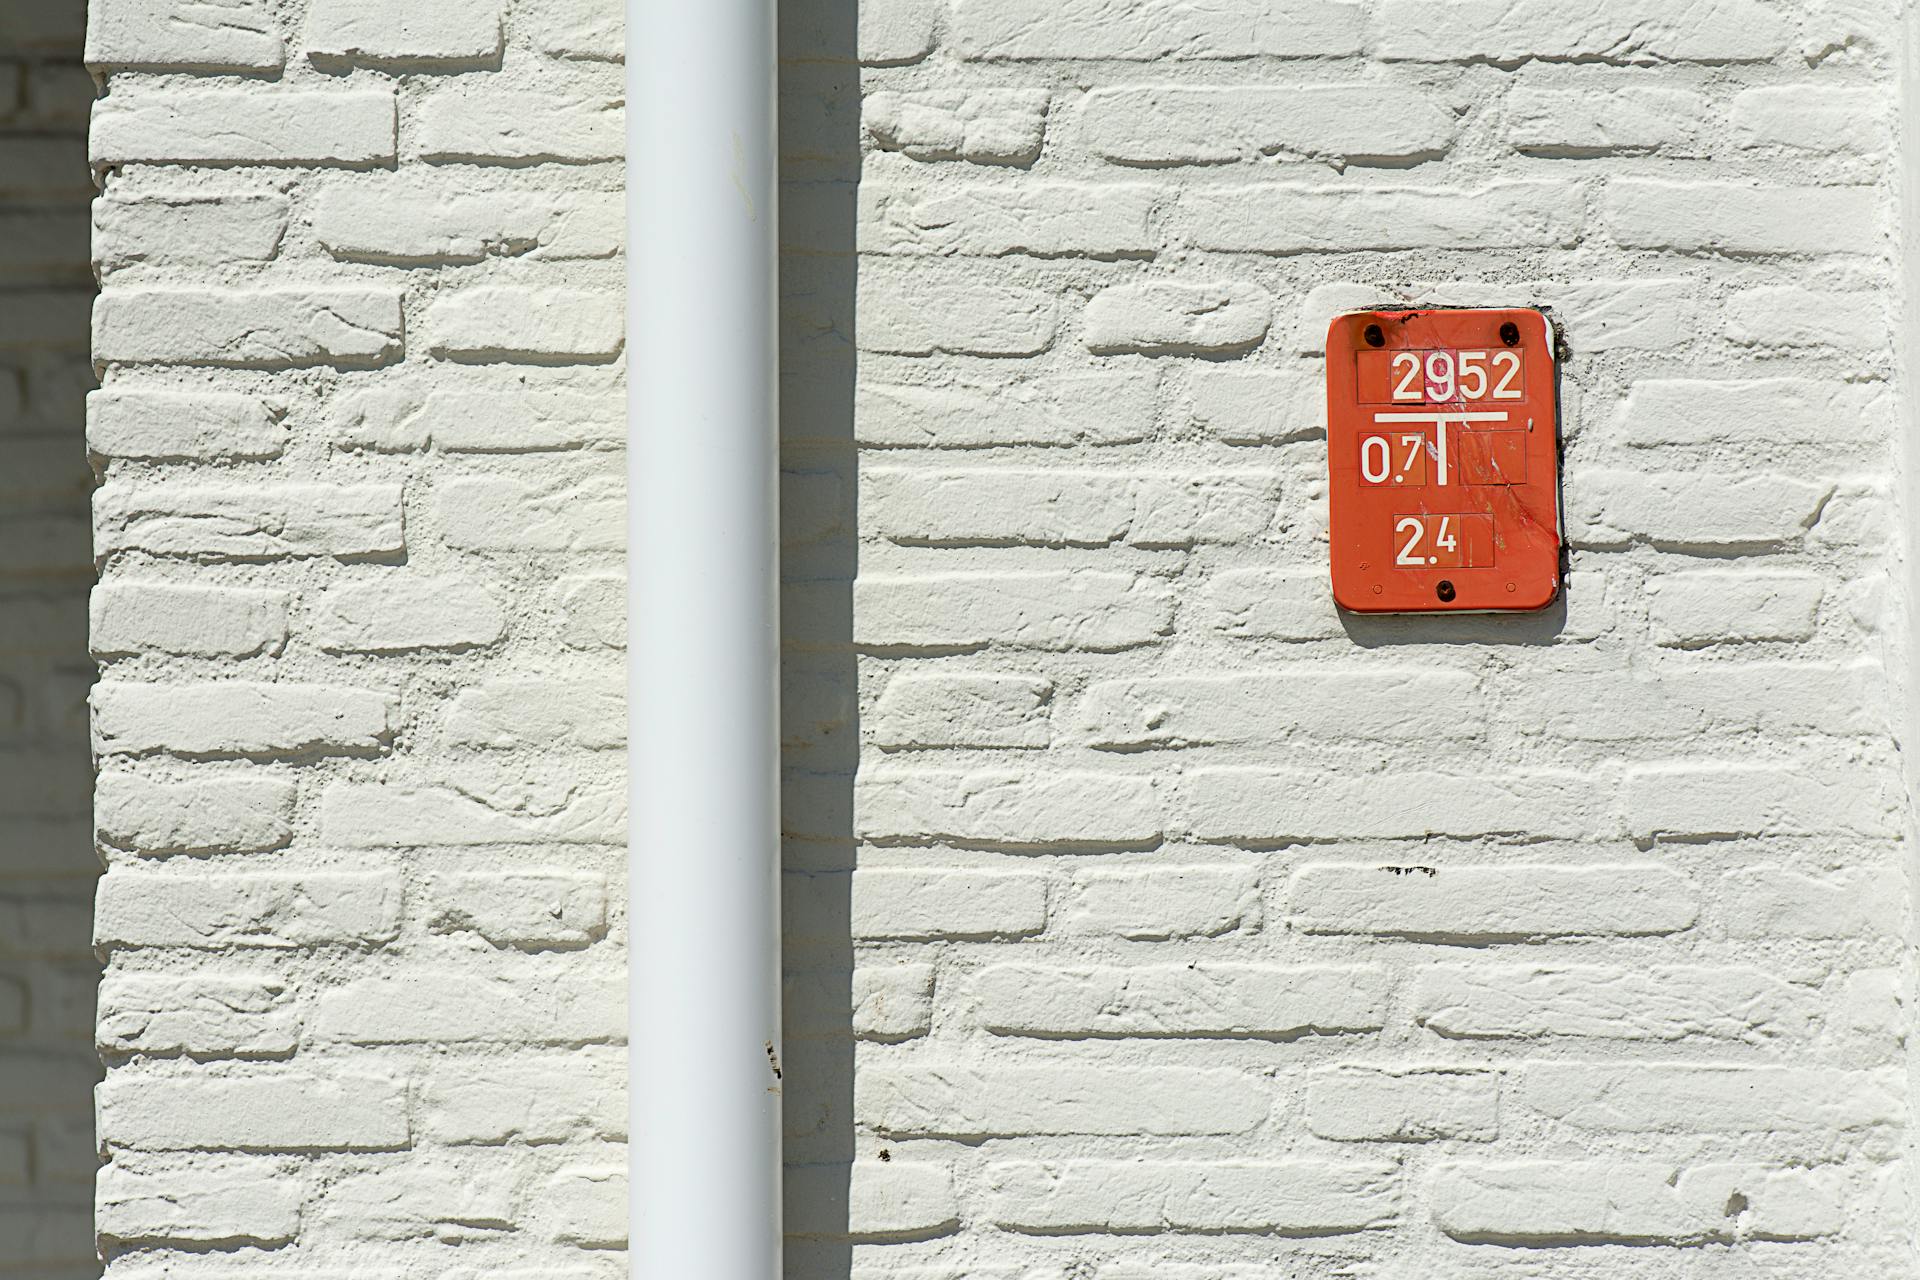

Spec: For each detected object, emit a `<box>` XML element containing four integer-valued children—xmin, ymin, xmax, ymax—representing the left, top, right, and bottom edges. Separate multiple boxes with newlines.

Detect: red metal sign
<box><xmin>1325</xmin><ymin>308</ymin><xmax>1561</xmax><ymax>613</ymax></box>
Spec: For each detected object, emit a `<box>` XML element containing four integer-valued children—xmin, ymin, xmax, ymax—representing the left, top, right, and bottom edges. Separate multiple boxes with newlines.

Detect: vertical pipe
<box><xmin>1902</xmin><ymin>6</ymin><xmax>1920</xmax><ymax>1267</ymax></box>
<box><xmin>628</xmin><ymin>2</ymin><xmax>781</xmax><ymax>1277</ymax></box>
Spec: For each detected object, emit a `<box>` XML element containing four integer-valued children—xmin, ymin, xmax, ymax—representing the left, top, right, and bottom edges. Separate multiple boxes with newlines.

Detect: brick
<box><xmin>1374</xmin><ymin>0</ymin><xmax>1791</xmax><ymax>62</ymax></box>
<box><xmin>426</xmin><ymin>871</ymin><xmax>608</xmax><ymax>947</ymax></box>
<box><xmin>312</xmin><ymin>971</ymin><xmax>624</xmax><ymax>1044</ymax></box>
<box><xmin>855</xmin><ymin>572</ymin><xmax>1174</xmax><ymax>651</ymax></box>
<box><xmin>97</xmin><ymin>976</ymin><xmax>298</xmax><ymax>1057</ymax></box>
<box><xmin>86</xmin><ymin>0</ymin><xmax>284</xmax><ymax>70</ymax></box>
<box><xmin>976</xmin><ymin>963</ymin><xmax>1388</xmax><ymax>1037</ymax></box>
<box><xmin>95</xmin><ymin>771</ymin><xmax>295</xmax><ymax>855</ymax></box>
<box><xmin>1615</xmin><ymin>378</ymin><xmax>1886</xmax><ymax>455</ymax></box>
<box><xmin>1731</xmin><ymin>87</ymin><xmax>1887</xmax><ymax>152</ymax></box>
<box><xmin>954</xmin><ymin>0</ymin><xmax>1365</xmax><ymax>59</ymax></box>
<box><xmin>92</xmin><ymin>682</ymin><xmax>396</xmax><ymax>758</ymax></box>
<box><xmin>425</xmin><ymin>287</ymin><xmax>625</xmax><ymax>362</ymax></box>
<box><xmin>525</xmin><ymin>0</ymin><xmax>623</xmax><ymax>60</ymax></box>
<box><xmin>1197</xmin><ymin>568</ymin><xmax>1344</xmax><ymax>640</ymax></box>
<box><xmin>316</xmin><ymin>185</ymin><xmax>621</xmax><ymax>264</ymax></box>
<box><xmin>850</xmin><ymin>868</ymin><xmax>1047</xmax><ymax>940</ymax></box>
<box><xmin>1084</xmin><ymin>281</ymin><xmax>1270</xmax><ymax>356</ymax></box>
<box><xmin>871</xmin><ymin>673</ymin><xmax>1051</xmax><ymax>749</ymax></box>
<box><xmin>94</xmin><ymin>870</ymin><xmax>403</xmax><ymax>948</ymax></box>
<box><xmin>437</xmin><ymin>476</ymin><xmax>625</xmax><ymax>552</ymax></box>
<box><xmin>1505</xmin><ymin>662</ymin><xmax>1880</xmax><ymax>743</ymax></box>
<box><xmin>444</xmin><ymin>680</ymin><xmax>625</xmax><ymax>749</ymax></box>
<box><xmin>320</xmin><ymin>780</ymin><xmax>625</xmax><ymax>847</ymax></box>
<box><xmin>1605</xmin><ymin>181</ymin><xmax>1881</xmax><ymax>256</ymax></box>
<box><xmin>859</xmin><ymin>1065</ymin><xmax>1269</xmax><ymax>1137</ymax></box>
<box><xmin>1517</xmin><ymin>1064</ymin><xmax>1901</xmax><ymax>1134</ymax></box>
<box><xmin>91</xmin><ymin>89</ymin><xmax>395</xmax><ymax>165</ymax></box>
<box><xmin>97</xmin><ymin>1156</ymin><xmax>302</xmax><ymax>1244</ymax></box>
<box><xmin>1306</xmin><ymin>1067</ymin><xmax>1499</xmax><ymax>1142</ymax></box>
<box><xmin>862</xmin><ymin>182</ymin><xmax>1159</xmax><ymax>257</ymax></box>
<box><xmin>860</xmin><ymin>279</ymin><xmax>1057</xmax><ymax>355</ymax></box>
<box><xmin>1058</xmin><ymin>865</ymin><xmax>1260</xmax><ymax>939</ymax></box>
<box><xmin>99</xmin><ymin>1070</ymin><xmax>409</xmax><ymax>1150</ymax></box>
<box><xmin>1422</xmin><ymin>278</ymin><xmax>1695</xmax><ymax>352</ymax></box>
<box><xmin>1189</xmin><ymin>369</ymin><xmax>1321</xmax><ymax>443</ymax></box>
<box><xmin>985</xmin><ymin>1159</ymin><xmax>1398</xmax><ymax>1232</ymax></box>
<box><xmin>336</xmin><ymin>384</ymin><xmax>624</xmax><ymax>452</ymax></box>
<box><xmin>1725</xmin><ymin>287</ymin><xmax>1888</xmax><ymax>349</ymax></box>
<box><xmin>93</xmin><ymin>192</ymin><xmax>289</xmax><ymax>274</ymax></box>
<box><xmin>788</xmin><ymin>1160</ymin><xmax>958</xmax><ymax>1239</ymax></box>
<box><xmin>87</xmin><ymin>389</ymin><xmax>287</xmax><ymax>461</ymax></box>
<box><xmin>865</xmin><ymin>90</ymin><xmax>1049</xmax><ymax>164</ymax></box>
<box><xmin>91</xmin><ymin>583</ymin><xmax>291</xmax><ymax>658</ymax></box>
<box><xmin>1647</xmin><ymin>571</ymin><xmax>1824</xmax><ymax>646</ymax></box>
<box><xmin>317</xmin><ymin>1157</ymin><xmax>518</xmax><ymax>1241</ymax></box>
<box><xmin>1568</xmin><ymin>471</ymin><xmax>1831</xmax><ymax>550</ymax></box>
<box><xmin>1624</xmin><ymin>761</ymin><xmax>1900</xmax><ymax>839</ymax></box>
<box><xmin>304</xmin><ymin>0</ymin><xmax>504</xmax><ymax>64</ymax></box>
<box><xmin>315</xmin><ymin>576</ymin><xmax>508</xmax><ymax>653</ymax></box>
<box><xmin>853</xmin><ymin>965</ymin><xmax>934</xmax><ymax>1039</ymax></box>
<box><xmin>1072</xmin><ymin>671</ymin><xmax>1477</xmax><ymax>748</ymax></box>
<box><xmin>1187</xmin><ymin>183</ymin><xmax>1583</xmax><ymax>254</ymax></box>
<box><xmin>857</xmin><ymin>767</ymin><xmax>1161</xmax><ymax>846</ymax></box>
<box><xmin>1288</xmin><ymin>863</ymin><xmax>1696</xmax><ymax>940</ymax></box>
<box><xmin>540</xmin><ymin>1166</ymin><xmax>626</xmax><ymax>1247</ymax></box>
<box><xmin>94</xmin><ymin>288</ymin><xmax>403</xmax><ymax>368</ymax></box>
<box><xmin>94</xmin><ymin>482</ymin><xmax>405</xmax><ymax>560</ymax></box>
<box><xmin>860</xmin><ymin>0</ymin><xmax>937</xmax><ymax>62</ymax></box>
<box><xmin>416</xmin><ymin>89</ymin><xmax>622</xmax><ymax>162</ymax></box>
<box><xmin>1723</xmin><ymin>868</ymin><xmax>1901</xmax><ymax>940</ymax></box>
<box><xmin>560</xmin><ymin>574</ymin><xmax>626</xmax><ymax>649</ymax></box>
<box><xmin>1414</xmin><ymin>965</ymin><xmax>1814</xmax><ymax>1043</ymax></box>
<box><xmin>856</xmin><ymin>372</ymin><xmax>1156</xmax><ymax>447</ymax></box>
<box><xmin>867</xmin><ymin>469</ymin><xmax>1277</xmax><ymax>547</ymax></box>
<box><xmin>1190</xmin><ymin>769</ymin><xmax>1600</xmax><ymax>842</ymax></box>
<box><xmin>1432</xmin><ymin>1161</ymin><xmax>1844</xmax><ymax>1244</ymax></box>
<box><xmin>1085</xmin><ymin>86</ymin><xmax>1451</xmax><ymax>165</ymax></box>
<box><xmin>419</xmin><ymin>1052</ymin><xmax>624</xmax><ymax>1142</ymax></box>
<box><xmin>1505</xmin><ymin>86</ymin><xmax>1711</xmax><ymax>156</ymax></box>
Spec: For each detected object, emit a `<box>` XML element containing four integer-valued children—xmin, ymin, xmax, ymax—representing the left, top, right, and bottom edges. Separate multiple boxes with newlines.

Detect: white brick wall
<box><xmin>85</xmin><ymin>1</ymin><xmax>627</xmax><ymax>1277</ymax></box>
<box><xmin>781</xmin><ymin>1</ymin><xmax>1916</xmax><ymax>1277</ymax></box>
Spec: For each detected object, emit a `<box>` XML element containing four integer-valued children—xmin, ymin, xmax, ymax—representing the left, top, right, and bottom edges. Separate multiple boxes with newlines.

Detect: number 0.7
<box><xmin>1390</xmin><ymin>349</ymin><xmax>1522</xmax><ymax>403</ymax></box>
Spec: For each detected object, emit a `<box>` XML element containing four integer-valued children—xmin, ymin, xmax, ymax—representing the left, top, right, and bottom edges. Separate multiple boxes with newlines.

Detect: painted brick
<box><xmin>319</xmin><ymin>780</ymin><xmax>625</xmax><ymax>847</ymax></box>
<box><xmin>1568</xmin><ymin>472</ymin><xmax>1831</xmax><ymax>550</ymax></box>
<box><xmin>416</xmin><ymin>89</ymin><xmax>623</xmax><ymax>162</ymax></box>
<box><xmin>95</xmin><ymin>772</ymin><xmax>295</xmax><ymax>855</ymax></box>
<box><xmin>870</xmin><ymin>673</ymin><xmax>1052</xmax><ymax>749</ymax></box>
<box><xmin>1373</xmin><ymin>0</ymin><xmax>1791</xmax><ymax>62</ymax></box>
<box><xmin>1072</xmin><ymin>671</ymin><xmax>1477</xmax><ymax>748</ymax></box>
<box><xmin>1725</xmin><ymin>287</ymin><xmax>1888</xmax><ymax>349</ymax></box>
<box><xmin>984</xmin><ymin>1159</ymin><xmax>1398</xmax><ymax>1232</ymax></box>
<box><xmin>437</xmin><ymin>476</ymin><xmax>626</xmax><ymax>552</ymax></box>
<box><xmin>857</xmin><ymin>767</ymin><xmax>1161</xmax><ymax>845</ymax></box>
<box><xmin>1057</xmin><ymin>865</ymin><xmax>1261</xmax><ymax>939</ymax></box>
<box><xmin>91</xmin><ymin>89</ymin><xmax>396</xmax><ymax>165</ymax></box>
<box><xmin>860</xmin><ymin>279</ymin><xmax>1058</xmax><ymax>355</ymax></box>
<box><xmin>1084</xmin><ymin>86</ymin><xmax>1452</xmax><ymax>165</ymax></box>
<box><xmin>1623</xmin><ymin>761</ymin><xmax>1900</xmax><ymax>839</ymax></box>
<box><xmin>1604</xmin><ymin>181</ymin><xmax>1882</xmax><ymax>256</ymax></box>
<box><xmin>86</xmin><ymin>389</ymin><xmax>286</xmax><ymax>461</ymax></box>
<box><xmin>425</xmin><ymin>872</ymin><xmax>608</xmax><ymax>948</ymax></box>
<box><xmin>1306</xmin><ymin>1067</ymin><xmax>1499</xmax><ymax>1142</ymax></box>
<box><xmin>788</xmin><ymin>1160</ymin><xmax>959</xmax><ymax>1239</ymax></box>
<box><xmin>1731</xmin><ymin>87</ymin><xmax>1887</xmax><ymax>152</ymax></box>
<box><xmin>975</xmin><ymin>963</ymin><xmax>1388</xmax><ymax>1037</ymax></box>
<box><xmin>94</xmin><ymin>870</ymin><xmax>403</xmax><ymax>949</ymax></box>
<box><xmin>525</xmin><ymin>0</ymin><xmax>623</xmax><ymax>60</ymax></box>
<box><xmin>314</xmin><ymin>576</ymin><xmax>508</xmax><ymax>653</ymax></box>
<box><xmin>1517</xmin><ymin>1064</ymin><xmax>1902</xmax><ymax>1134</ymax></box>
<box><xmin>859</xmin><ymin>1065</ymin><xmax>1269</xmax><ymax>1136</ymax></box>
<box><xmin>443</xmin><ymin>680</ymin><xmax>625</xmax><ymax>749</ymax></box>
<box><xmin>854</xmin><ymin>572</ymin><xmax>1174</xmax><ymax>651</ymax></box>
<box><xmin>1432</xmin><ymin>1161</ymin><xmax>1844</xmax><ymax>1244</ymax></box>
<box><xmin>97</xmin><ymin>1155</ymin><xmax>302</xmax><ymax>1244</ymax></box>
<box><xmin>1647</xmin><ymin>571</ymin><xmax>1824</xmax><ymax>646</ymax></box>
<box><xmin>1189</xmin><ymin>769</ymin><xmax>1600</xmax><ymax>842</ymax></box>
<box><xmin>865</xmin><ymin>90</ymin><xmax>1049</xmax><ymax>164</ymax></box>
<box><xmin>98</xmin><ymin>1070</ymin><xmax>409</xmax><ymax>1150</ymax></box>
<box><xmin>1414</xmin><ymin>966</ymin><xmax>1815</xmax><ymax>1042</ymax></box>
<box><xmin>419</xmin><ymin>1052</ymin><xmax>625</xmax><ymax>1142</ymax></box>
<box><xmin>954</xmin><ymin>0</ymin><xmax>1366</xmax><ymax>59</ymax></box>
<box><xmin>94</xmin><ymin>482</ymin><xmax>406</xmax><ymax>560</ymax></box>
<box><xmin>856</xmin><ymin>373</ymin><xmax>1156</xmax><ymax>448</ymax></box>
<box><xmin>862</xmin><ymin>182</ymin><xmax>1158</xmax><ymax>258</ymax></box>
<box><xmin>91</xmin><ymin>682</ymin><xmax>396</xmax><ymax>758</ymax></box>
<box><xmin>1505</xmin><ymin>87</ymin><xmax>1711</xmax><ymax>156</ymax></box>
<box><xmin>87</xmin><ymin>0</ymin><xmax>284</xmax><ymax>69</ymax></box>
<box><xmin>1288</xmin><ymin>863</ymin><xmax>1697</xmax><ymax>940</ymax></box>
<box><xmin>1723</xmin><ymin>868</ymin><xmax>1902</xmax><ymax>940</ymax></box>
<box><xmin>315</xmin><ymin>185</ymin><xmax>621</xmax><ymax>264</ymax></box>
<box><xmin>426</xmin><ymin>287</ymin><xmax>625</xmax><ymax>362</ymax></box>
<box><xmin>93</xmin><ymin>192</ymin><xmax>289</xmax><ymax>274</ymax></box>
<box><xmin>1186</xmin><ymin>183</ymin><xmax>1584</xmax><ymax>254</ymax></box>
<box><xmin>94</xmin><ymin>288</ymin><xmax>403</xmax><ymax>368</ymax></box>
<box><xmin>850</xmin><ymin>868</ymin><xmax>1048</xmax><ymax>940</ymax></box>
<box><xmin>315</xmin><ymin>1157</ymin><xmax>519</xmax><ymax>1241</ymax></box>
<box><xmin>304</xmin><ymin>0</ymin><xmax>504</xmax><ymax>64</ymax></box>
<box><xmin>97</xmin><ymin>976</ymin><xmax>299</xmax><ymax>1057</ymax></box>
<box><xmin>1084</xmin><ymin>281</ymin><xmax>1272</xmax><ymax>355</ymax></box>
<box><xmin>311</xmin><ymin>971</ymin><xmax>625</xmax><ymax>1044</ymax></box>
<box><xmin>866</xmin><ymin>469</ymin><xmax>1277</xmax><ymax>547</ymax></box>
<box><xmin>91</xmin><ymin>583</ymin><xmax>291</xmax><ymax>658</ymax></box>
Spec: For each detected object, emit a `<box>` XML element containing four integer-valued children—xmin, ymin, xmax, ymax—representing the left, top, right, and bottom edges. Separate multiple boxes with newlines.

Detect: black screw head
<box><xmin>1436</xmin><ymin>580</ymin><xmax>1456</xmax><ymax>602</ymax></box>
<box><xmin>1363</xmin><ymin>324</ymin><xmax>1385</xmax><ymax>348</ymax></box>
<box><xmin>1499</xmin><ymin>321</ymin><xmax>1520</xmax><ymax>346</ymax></box>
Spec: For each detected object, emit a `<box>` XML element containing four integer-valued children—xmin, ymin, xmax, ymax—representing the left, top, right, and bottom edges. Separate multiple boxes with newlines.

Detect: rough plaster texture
<box><xmin>84</xmin><ymin>0</ymin><xmax>627</xmax><ymax>1275</ymax></box>
<box><xmin>1</xmin><ymin>0</ymin><xmax>103</xmax><ymax>1272</ymax></box>
<box><xmin>779</xmin><ymin>1</ymin><xmax>1918</xmax><ymax>1277</ymax></box>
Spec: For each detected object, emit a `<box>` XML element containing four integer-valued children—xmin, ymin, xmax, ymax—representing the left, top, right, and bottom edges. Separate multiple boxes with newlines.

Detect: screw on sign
<box><xmin>1325</xmin><ymin>308</ymin><xmax>1562</xmax><ymax>613</ymax></box>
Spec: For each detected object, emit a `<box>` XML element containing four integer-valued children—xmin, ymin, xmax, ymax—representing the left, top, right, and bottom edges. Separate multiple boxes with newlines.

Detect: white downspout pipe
<box><xmin>628</xmin><ymin>3</ymin><xmax>782</xmax><ymax>1277</ymax></box>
